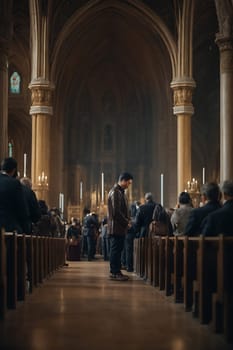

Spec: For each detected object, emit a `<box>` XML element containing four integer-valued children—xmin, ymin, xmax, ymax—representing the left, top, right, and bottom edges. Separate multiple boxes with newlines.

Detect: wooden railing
<box><xmin>134</xmin><ymin>234</ymin><xmax>233</xmax><ymax>343</ymax></box>
<box><xmin>0</xmin><ymin>229</ymin><xmax>66</xmax><ymax>320</ymax></box>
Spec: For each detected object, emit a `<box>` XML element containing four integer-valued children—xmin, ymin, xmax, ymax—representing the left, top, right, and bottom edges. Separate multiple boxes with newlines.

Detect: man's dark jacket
<box><xmin>184</xmin><ymin>200</ymin><xmax>221</xmax><ymax>236</ymax></box>
<box><xmin>22</xmin><ymin>185</ymin><xmax>41</xmax><ymax>234</ymax></box>
<box><xmin>201</xmin><ymin>200</ymin><xmax>233</xmax><ymax>236</ymax></box>
<box><xmin>107</xmin><ymin>183</ymin><xmax>129</xmax><ymax>236</ymax></box>
<box><xmin>132</xmin><ymin>200</ymin><xmax>156</xmax><ymax>238</ymax></box>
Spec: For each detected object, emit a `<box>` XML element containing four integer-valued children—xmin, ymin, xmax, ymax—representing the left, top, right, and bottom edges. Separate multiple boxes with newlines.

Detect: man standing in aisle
<box><xmin>107</xmin><ymin>172</ymin><xmax>133</xmax><ymax>281</ymax></box>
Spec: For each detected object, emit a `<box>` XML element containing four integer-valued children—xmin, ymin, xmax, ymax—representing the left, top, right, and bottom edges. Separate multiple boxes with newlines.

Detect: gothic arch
<box><xmin>50</xmin><ymin>0</ymin><xmax>177</xmax><ymax>80</ymax></box>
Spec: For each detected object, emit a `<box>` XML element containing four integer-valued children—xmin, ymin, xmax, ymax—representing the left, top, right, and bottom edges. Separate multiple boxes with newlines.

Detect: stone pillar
<box><xmin>171</xmin><ymin>79</ymin><xmax>196</xmax><ymax>195</ymax></box>
<box><xmin>0</xmin><ymin>45</ymin><xmax>8</xmax><ymax>160</ymax></box>
<box><xmin>29</xmin><ymin>78</ymin><xmax>54</xmax><ymax>204</ymax></box>
<box><xmin>216</xmin><ymin>35</ymin><xmax>233</xmax><ymax>181</ymax></box>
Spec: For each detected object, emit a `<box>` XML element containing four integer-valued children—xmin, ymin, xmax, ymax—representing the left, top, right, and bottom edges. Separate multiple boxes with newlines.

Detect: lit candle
<box><xmin>160</xmin><ymin>173</ymin><xmax>164</xmax><ymax>206</ymax></box>
<box><xmin>23</xmin><ymin>153</ymin><xmax>27</xmax><ymax>177</ymax></box>
<box><xmin>101</xmin><ymin>172</ymin><xmax>104</xmax><ymax>202</ymax></box>
<box><xmin>202</xmin><ymin>167</ymin><xmax>205</xmax><ymax>185</ymax></box>
<box><xmin>80</xmin><ymin>181</ymin><xmax>83</xmax><ymax>201</ymax></box>
<box><xmin>60</xmin><ymin>193</ymin><xmax>64</xmax><ymax>213</ymax></box>
<box><xmin>8</xmin><ymin>143</ymin><xmax>13</xmax><ymax>157</ymax></box>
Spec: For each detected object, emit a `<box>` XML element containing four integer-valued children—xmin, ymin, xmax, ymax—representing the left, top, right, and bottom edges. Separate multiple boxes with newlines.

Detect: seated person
<box><xmin>67</xmin><ymin>218</ymin><xmax>82</xmax><ymax>261</ymax></box>
<box><xmin>184</xmin><ymin>182</ymin><xmax>221</xmax><ymax>236</ymax></box>
<box><xmin>201</xmin><ymin>180</ymin><xmax>233</xmax><ymax>236</ymax></box>
<box><xmin>171</xmin><ymin>192</ymin><xmax>192</xmax><ymax>236</ymax></box>
<box><xmin>67</xmin><ymin>217</ymin><xmax>82</xmax><ymax>241</ymax></box>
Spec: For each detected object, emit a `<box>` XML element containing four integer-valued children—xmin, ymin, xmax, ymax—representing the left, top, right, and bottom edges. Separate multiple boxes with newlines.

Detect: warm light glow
<box><xmin>187</xmin><ymin>177</ymin><xmax>199</xmax><ymax>192</ymax></box>
<box><xmin>37</xmin><ymin>171</ymin><xmax>48</xmax><ymax>186</ymax></box>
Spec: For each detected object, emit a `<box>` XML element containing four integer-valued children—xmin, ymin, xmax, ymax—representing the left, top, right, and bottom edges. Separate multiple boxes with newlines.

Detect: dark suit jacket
<box><xmin>22</xmin><ymin>185</ymin><xmax>41</xmax><ymax>234</ymax></box>
<box><xmin>201</xmin><ymin>200</ymin><xmax>233</xmax><ymax>236</ymax></box>
<box><xmin>184</xmin><ymin>201</ymin><xmax>221</xmax><ymax>236</ymax></box>
<box><xmin>132</xmin><ymin>200</ymin><xmax>156</xmax><ymax>237</ymax></box>
<box><xmin>0</xmin><ymin>173</ymin><xmax>28</xmax><ymax>233</ymax></box>
<box><xmin>107</xmin><ymin>184</ymin><xmax>129</xmax><ymax>236</ymax></box>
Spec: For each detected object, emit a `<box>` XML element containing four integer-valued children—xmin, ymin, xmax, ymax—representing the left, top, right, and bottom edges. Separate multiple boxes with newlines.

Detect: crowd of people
<box><xmin>106</xmin><ymin>173</ymin><xmax>233</xmax><ymax>282</ymax></box>
<box><xmin>1</xmin><ymin>157</ymin><xmax>233</xmax><ymax>282</ymax></box>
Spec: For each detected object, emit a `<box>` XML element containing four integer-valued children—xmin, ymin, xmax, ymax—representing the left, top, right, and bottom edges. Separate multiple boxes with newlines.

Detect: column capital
<box><xmin>215</xmin><ymin>35</ymin><xmax>233</xmax><ymax>73</ymax></box>
<box><xmin>28</xmin><ymin>78</ymin><xmax>55</xmax><ymax>115</ymax></box>
<box><xmin>215</xmin><ymin>34</ymin><xmax>233</xmax><ymax>52</ymax></box>
<box><xmin>170</xmin><ymin>78</ymin><xmax>196</xmax><ymax>116</ymax></box>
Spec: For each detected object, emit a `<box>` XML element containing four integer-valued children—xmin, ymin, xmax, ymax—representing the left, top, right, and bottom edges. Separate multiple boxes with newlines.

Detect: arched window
<box><xmin>10</xmin><ymin>71</ymin><xmax>21</xmax><ymax>94</ymax></box>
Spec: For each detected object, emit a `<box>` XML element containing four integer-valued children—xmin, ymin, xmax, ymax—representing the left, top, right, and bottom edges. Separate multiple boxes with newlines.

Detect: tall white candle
<box><xmin>202</xmin><ymin>167</ymin><xmax>205</xmax><ymax>185</ymax></box>
<box><xmin>59</xmin><ymin>193</ymin><xmax>61</xmax><ymax>210</ymax></box>
<box><xmin>101</xmin><ymin>172</ymin><xmax>104</xmax><ymax>202</ymax></box>
<box><xmin>80</xmin><ymin>181</ymin><xmax>83</xmax><ymax>201</ymax></box>
<box><xmin>23</xmin><ymin>153</ymin><xmax>27</xmax><ymax>177</ymax></box>
<box><xmin>59</xmin><ymin>193</ymin><xmax>64</xmax><ymax>213</ymax></box>
<box><xmin>161</xmin><ymin>173</ymin><xmax>164</xmax><ymax>206</ymax></box>
<box><xmin>8</xmin><ymin>143</ymin><xmax>13</xmax><ymax>157</ymax></box>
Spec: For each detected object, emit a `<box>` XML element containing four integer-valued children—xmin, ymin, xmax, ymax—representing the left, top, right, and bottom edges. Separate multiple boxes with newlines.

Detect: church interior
<box><xmin>2</xmin><ymin>0</ymin><xmax>229</xmax><ymax>219</ymax></box>
<box><xmin>1</xmin><ymin>1</ymin><xmax>233</xmax><ymax>350</ymax></box>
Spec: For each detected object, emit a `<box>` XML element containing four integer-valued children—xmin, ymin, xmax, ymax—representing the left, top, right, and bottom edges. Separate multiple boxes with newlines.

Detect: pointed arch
<box><xmin>51</xmin><ymin>0</ymin><xmax>178</xmax><ymax>79</ymax></box>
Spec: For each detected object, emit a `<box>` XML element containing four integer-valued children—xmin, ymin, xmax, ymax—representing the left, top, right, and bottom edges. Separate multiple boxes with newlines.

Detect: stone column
<box><xmin>216</xmin><ymin>35</ymin><xmax>233</xmax><ymax>181</ymax></box>
<box><xmin>171</xmin><ymin>79</ymin><xmax>196</xmax><ymax>195</ymax></box>
<box><xmin>29</xmin><ymin>78</ymin><xmax>54</xmax><ymax>204</ymax></box>
<box><xmin>0</xmin><ymin>44</ymin><xmax>8</xmax><ymax>160</ymax></box>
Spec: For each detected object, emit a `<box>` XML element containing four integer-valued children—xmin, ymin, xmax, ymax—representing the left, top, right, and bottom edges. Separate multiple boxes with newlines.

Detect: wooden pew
<box><xmin>38</xmin><ymin>236</ymin><xmax>45</xmax><ymax>283</ymax></box>
<box><xmin>171</xmin><ymin>236</ymin><xmax>184</xmax><ymax>302</ymax></box>
<box><xmin>139</xmin><ymin>238</ymin><xmax>145</xmax><ymax>278</ymax></box>
<box><xmin>134</xmin><ymin>231</ymin><xmax>233</xmax><ymax>343</ymax></box>
<box><xmin>192</xmin><ymin>236</ymin><xmax>219</xmax><ymax>324</ymax></box>
<box><xmin>158</xmin><ymin>236</ymin><xmax>165</xmax><ymax>291</ymax></box>
<box><xmin>0</xmin><ymin>228</ymin><xmax>7</xmax><ymax>320</ymax></box>
<box><xmin>165</xmin><ymin>236</ymin><xmax>174</xmax><ymax>296</ymax></box>
<box><xmin>33</xmin><ymin>235</ymin><xmax>39</xmax><ymax>287</ymax></box>
<box><xmin>147</xmin><ymin>236</ymin><xmax>153</xmax><ymax>284</ymax></box>
<box><xmin>17</xmin><ymin>234</ymin><xmax>26</xmax><ymax>301</ymax></box>
<box><xmin>5</xmin><ymin>232</ymin><xmax>17</xmax><ymax>309</ymax></box>
<box><xmin>133</xmin><ymin>238</ymin><xmax>139</xmax><ymax>274</ymax></box>
<box><xmin>211</xmin><ymin>235</ymin><xmax>233</xmax><ymax>343</ymax></box>
<box><xmin>152</xmin><ymin>236</ymin><xmax>160</xmax><ymax>287</ymax></box>
<box><xmin>144</xmin><ymin>237</ymin><xmax>148</xmax><ymax>281</ymax></box>
<box><xmin>183</xmin><ymin>236</ymin><xmax>199</xmax><ymax>311</ymax></box>
<box><xmin>26</xmin><ymin>235</ymin><xmax>34</xmax><ymax>293</ymax></box>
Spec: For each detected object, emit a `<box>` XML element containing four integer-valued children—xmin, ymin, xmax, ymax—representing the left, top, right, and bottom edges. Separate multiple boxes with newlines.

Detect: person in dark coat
<box><xmin>132</xmin><ymin>193</ymin><xmax>157</xmax><ymax>238</ymax></box>
<box><xmin>20</xmin><ymin>177</ymin><xmax>41</xmax><ymax>234</ymax></box>
<box><xmin>34</xmin><ymin>200</ymin><xmax>53</xmax><ymax>236</ymax></box>
<box><xmin>83</xmin><ymin>212</ymin><xmax>99</xmax><ymax>261</ymax></box>
<box><xmin>67</xmin><ymin>218</ymin><xmax>82</xmax><ymax>261</ymax></box>
<box><xmin>184</xmin><ymin>182</ymin><xmax>221</xmax><ymax>236</ymax></box>
<box><xmin>107</xmin><ymin>172</ymin><xmax>133</xmax><ymax>281</ymax></box>
<box><xmin>0</xmin><ymin>157</ymin><xmax>28</xmax><ymax>233</ymax></box>
<box><xmin>201</xmin><ymin>180</ymin><xmax>233</xmax><ymax>236</ymax></box>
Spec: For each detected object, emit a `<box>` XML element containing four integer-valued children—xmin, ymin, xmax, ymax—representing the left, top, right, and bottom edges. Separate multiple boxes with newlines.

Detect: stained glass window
<box><xmin>10</xmin><ymin>72</ymin><xmax>21</xmax><ymax>94</ymax></box>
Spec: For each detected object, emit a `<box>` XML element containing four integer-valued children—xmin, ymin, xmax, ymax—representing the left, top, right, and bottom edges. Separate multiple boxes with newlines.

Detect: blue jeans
<box><xmin>109</xmin><ymin>235</ymin><xmax>125</xmax><ymax>274</ymax></box>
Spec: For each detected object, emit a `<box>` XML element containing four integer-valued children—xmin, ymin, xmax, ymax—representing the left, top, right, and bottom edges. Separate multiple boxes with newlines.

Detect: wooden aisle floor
<box><xmin>0</xmin><ymin>257</ymin><xmax>232</xmax><ymax>350</ymax></box>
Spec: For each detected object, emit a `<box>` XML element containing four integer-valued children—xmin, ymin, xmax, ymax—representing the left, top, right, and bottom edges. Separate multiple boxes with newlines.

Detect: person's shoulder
<box><xmin>206</xmin><ymin>205</ymin><xmax>224</xmax><ymax>221</ymax></box>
